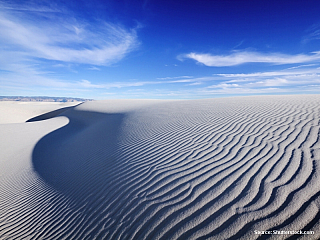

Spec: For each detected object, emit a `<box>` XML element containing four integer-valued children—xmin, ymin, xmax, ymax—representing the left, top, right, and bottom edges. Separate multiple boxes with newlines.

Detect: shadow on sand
<box><xmin>26</xmin><ymin>103</ymin><xmax>82</xmax><ymax>122</ymax></box>
<box><xmin>31</xmin><ymin>106</ymin><xmax>125</xmax><ymax>205</ymax></box>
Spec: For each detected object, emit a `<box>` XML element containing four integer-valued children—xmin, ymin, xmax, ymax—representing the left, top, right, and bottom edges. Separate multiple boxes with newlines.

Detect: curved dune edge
<box><xmin>26</xmin><ymin>103</ymin><xmax>82</xmax><ymax>122</ymax></box>
<box><xmin>1</xmin><ymin>95</ymin><xmax>320</xmax><ymax>240</ymax></box>
<box><xmin>0</xmin><ymin>101</ymin><xmax>80</xmax><ymax>124</ymax></box>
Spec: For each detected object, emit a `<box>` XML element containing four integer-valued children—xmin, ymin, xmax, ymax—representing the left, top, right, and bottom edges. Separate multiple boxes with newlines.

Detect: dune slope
<box><xmin>1</xmin><ymin>95</ymin><xmax>320</xmax><ymax>240</ymax></box>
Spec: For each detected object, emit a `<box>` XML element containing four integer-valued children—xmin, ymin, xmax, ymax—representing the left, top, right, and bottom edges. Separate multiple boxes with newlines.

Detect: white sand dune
<box><xmin>0</xmin><ymin>101</ymin><xmax>80</xmax><ymax>124</ymax></box>
<box><xmin>0</xmin><ymin>95</ymin><xmax>320</xmax><ymax>240</ymax></box>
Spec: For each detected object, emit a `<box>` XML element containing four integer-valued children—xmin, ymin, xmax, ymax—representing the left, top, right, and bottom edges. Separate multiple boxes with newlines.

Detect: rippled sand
<box><xmin>1</xmin><ymin>95</ymin><xmax>320</xmax><ymax>239</ymax></box>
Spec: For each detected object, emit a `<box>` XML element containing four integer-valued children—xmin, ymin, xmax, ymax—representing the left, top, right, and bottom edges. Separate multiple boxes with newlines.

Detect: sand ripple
<box><xmin>1</xmin><ymin>95</ymin><xmax>320</xmax><ymax>239</ymax></box>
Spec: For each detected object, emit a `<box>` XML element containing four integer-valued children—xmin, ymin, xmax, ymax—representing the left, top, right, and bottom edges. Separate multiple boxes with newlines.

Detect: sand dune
<box><xmin>1</xmin><ymin>95</ymin><xmax>320</xmax><ymax>239</ymax></box>
<box><xmin>0</xmin><ymin>101</ymin><xmax>80</xmax><ymax>124</ymax></box>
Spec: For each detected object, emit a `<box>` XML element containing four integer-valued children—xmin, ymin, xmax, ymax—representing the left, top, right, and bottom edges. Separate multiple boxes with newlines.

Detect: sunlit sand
<box><xmin>0</xmin><ymin>95</ymin><xmax>319</xmax><ymax>239</ymax></box>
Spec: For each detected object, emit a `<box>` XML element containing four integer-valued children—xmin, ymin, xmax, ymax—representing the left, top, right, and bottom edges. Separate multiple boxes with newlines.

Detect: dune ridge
<box><xmin>0</xmin><ymin>95</ymin><xmax>320</xmax><ymax>239</ymax></box>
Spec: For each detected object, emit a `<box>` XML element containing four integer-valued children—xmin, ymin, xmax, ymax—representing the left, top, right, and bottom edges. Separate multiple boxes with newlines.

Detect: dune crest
<box><xmin>1</xmin><ymin>95</ymin><xmax>320</xmax><ymax>239</ymax></box>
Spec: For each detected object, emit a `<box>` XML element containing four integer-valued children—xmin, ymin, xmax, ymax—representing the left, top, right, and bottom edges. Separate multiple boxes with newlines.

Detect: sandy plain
<box><xmin>0</xmin><ymin>95</ymin><xmax>320</xmax><ymax>239</ymax></box>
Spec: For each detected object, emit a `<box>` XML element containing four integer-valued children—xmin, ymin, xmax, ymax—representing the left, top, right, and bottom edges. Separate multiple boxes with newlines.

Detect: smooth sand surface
<box><xmin>0</xmin><ymin>95</ymin><xmax>320</xmax><ymax>239</ymax></box>
<box><xmin>0</xmin><ymin>101</ymin><xmax>80</xmax><ymax>124</ymax></box>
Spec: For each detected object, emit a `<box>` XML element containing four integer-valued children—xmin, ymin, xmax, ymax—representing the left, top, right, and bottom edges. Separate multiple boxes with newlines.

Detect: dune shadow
<box><xmin>32</xmin><ymin>107</ymin><xmax>125</xmax><ymax>205</ymax></box>
<box><xmin>26</xmin><ymin>103</ymin><xmax>82</xmax><ymax>122</ymax></box>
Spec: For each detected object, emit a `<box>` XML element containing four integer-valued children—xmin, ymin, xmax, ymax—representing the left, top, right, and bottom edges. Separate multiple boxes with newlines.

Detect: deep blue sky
<box><xmin>1</xmin><ymin>0</ymin><xmax>320</xmax><ymax>99</ymax></box>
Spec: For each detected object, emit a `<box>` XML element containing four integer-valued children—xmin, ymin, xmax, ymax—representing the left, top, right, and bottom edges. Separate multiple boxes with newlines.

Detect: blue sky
<box><xmin>0</xmin><ymin>0</ymin><xmax>320</xmax><ymax>99</ymax></box>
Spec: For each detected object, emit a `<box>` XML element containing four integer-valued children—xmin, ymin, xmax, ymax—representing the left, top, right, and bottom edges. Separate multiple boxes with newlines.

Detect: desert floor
<box><xmin>1</xmin><ymin>95</ymin><xmax>320</xmax><ymax>239</ymax></box>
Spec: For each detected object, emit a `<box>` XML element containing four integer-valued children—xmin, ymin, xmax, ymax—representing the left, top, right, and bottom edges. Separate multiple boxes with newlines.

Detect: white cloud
<box><xmin>156</xmin><ymin>76</ymin><xmax>193</xmax><ymax>80</ymax></box>
<box><xmin>77</xmin><ymin>79</ymin><xmax>155</xmax><ymax>89</ymax></box>
<box><xmin>302</xmin><ymin>23</ymin><xmax>320</xmax><ymax>43</ymax></box>
<box><xmin>0</xmin><ymin>1</ymin><xmax>140</xmax><ymax>97</ymax></box>
<box><xmin>88</xmin><ymin>66</ymin><xmax>101</xmax><ymax>71</ymax></box>
<box><xmin>286</xmin><ymin>64</ymin><xmax>318</xmax><ymax>70</ymax></box>
<box><xmin>80</xmin><ymin>67</ymin><xmax>320</xmax><ymax>97</ymax></box>
<box><xmin>187</xmin><ymin>82</ymin><xmax>202</xmax><ymax>86</ymax></box>
<box><xmin>179</xmin><ymin>51</ymin><xmax>320</xmax><ymax>67</ymax></box>
<box><xmin>78</xmin><ymin>80</ymin><xmax>105</xmax><ymax>89</ymax></box>
<box><xmin>208</xmin><ymin>83</ymin><xmax>239</xmax><ymax>89</ymax></box>
<box><xmin>217</xmin><ymin>67</ymin><xmax>320</xmax><ymax>79</ymax></box>
<box><xmin>0</xmin><ymin>3</ymin><xmax>139</xmax><ymax>66</ymax></box>
<box><xmin>205</xmin><ymin>67</ymin><xmax>320</xmax><ymax>93</ymax></box>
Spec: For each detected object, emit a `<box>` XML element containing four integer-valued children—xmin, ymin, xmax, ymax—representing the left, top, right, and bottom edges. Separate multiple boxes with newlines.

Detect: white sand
<box><xmin>0</xmin><ymin>95</ymin><xmax>320</xmax><ymax>239</ymax></box>
<box><xmin>0</xmin><ymin>101</ymin><xmax>80</xmax><ymax>124</ymax></box>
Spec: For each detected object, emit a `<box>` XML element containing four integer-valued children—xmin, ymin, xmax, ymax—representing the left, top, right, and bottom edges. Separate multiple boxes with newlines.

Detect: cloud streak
<box><xmin>179</xmin><ymin>51</ymin><xmax>320</xmax><ymax>67</ymax></box>
<box><xmin>205</xmin><ymin>66</ymin><xmax>320</xmax><ymax>94</ymax></box>
<box><xmin>0</xmin><ymin>2</ymin><xmax>139</xmax><ymax>66</ymax></box>
<box><xmin>0</xmin><ymin>1</ymin><xmax>140</xmax><ymax>98</ymax></box>
<box><xmin>302</xmin><ymin>23</ymin><xmax>320</xmax><ymax>43</ymax></box>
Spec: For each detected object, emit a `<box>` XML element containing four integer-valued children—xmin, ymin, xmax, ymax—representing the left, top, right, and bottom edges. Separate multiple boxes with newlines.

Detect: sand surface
<box><xmin>0</xmin><ymin>96</ymin><xmax>320</xmax><ymax>239</ymax></box>
<box><xmin>0</xmin><ymin>101</ymin><xmax>80</xmax><ymax>124</ymax></box>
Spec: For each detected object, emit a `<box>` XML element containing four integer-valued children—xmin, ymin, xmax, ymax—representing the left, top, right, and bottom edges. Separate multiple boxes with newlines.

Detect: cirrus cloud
<box><xmin>0</xmin><ymin>2</ymin><xmax>139</xmax><ymax>66</ymax></box>
<box><xmin>178</xmin><ymin>51</ymin><xmax>320</xmax><ymax>67</ymax></box>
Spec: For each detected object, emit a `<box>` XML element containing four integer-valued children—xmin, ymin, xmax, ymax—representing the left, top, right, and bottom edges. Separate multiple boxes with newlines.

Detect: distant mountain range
<box><xmin>0</xmin><ymin>96</ymin><xmax>93</xmax><ymax>102</ymax></box>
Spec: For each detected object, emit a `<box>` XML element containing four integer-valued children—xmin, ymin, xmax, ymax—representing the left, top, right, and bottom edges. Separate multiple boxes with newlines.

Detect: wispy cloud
<box><xmin>0</xmin><ymin>1</ymin><xmax>63</xmax><ymax>13</ymax></box>
<box><xmin>302</xmin><ymin>23</ymin><xmax>320</xmax><ymax>43</ymax></box>
<box><xmin>92</xmin><ymin>65</ymin><xmax>320</xmax><ymax>98</ymax></box>
<box><xmin>132</xmin><ymin>65</ymin><xmax>320</xmax><ymax>98</ymax></box>
<box><xmin>74</xmin><ymin>65</ymin><xmax>320</xmax><ymax>98</ymax></box>
<box><xmin>206</xmin><ymin>66</ymin><xmax>320</xmax><ymax>94</ymax></box>
<box><xmin>178</xmin><ymin>51</ymin><xmax>320</xmax><ymax>67</ymax></box>
<box><xmin>0</xmin><ymin>1</ymin><xmax>140</xmax><ymax>97</ymax></box>
<box><xmin>0</xmin><ymin>2</ymin><xmax>139</xmax><ymax>66</ymax></box>
<box><xmin>88</xmin><ymin>66</ymin><xmax>101</xmax><ymax>71</ymax></box>
<box><xmin>156</xmin><ymin>76</ymin><xmax>193</xmax><ymax>80</ymax></box>
<box><xmin>77</xmin><ymin>79</ymin><xmax>150</xmax><ymax>89</ymax></box>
